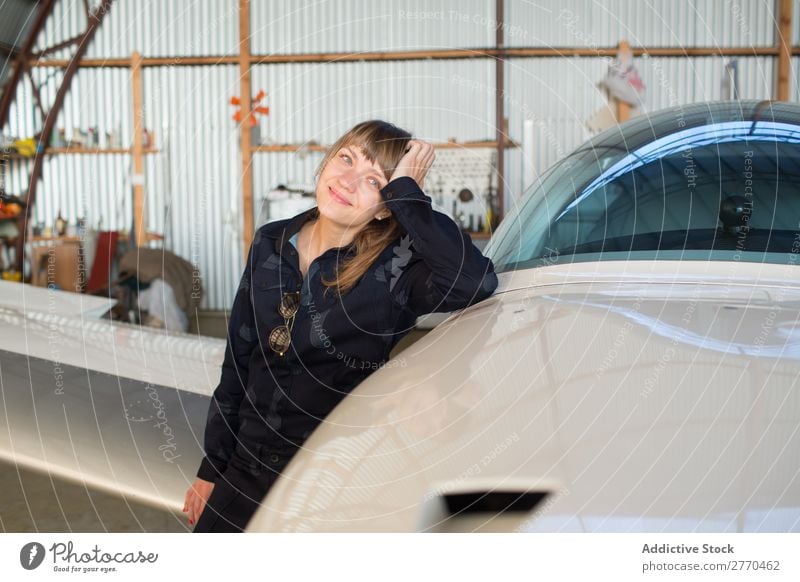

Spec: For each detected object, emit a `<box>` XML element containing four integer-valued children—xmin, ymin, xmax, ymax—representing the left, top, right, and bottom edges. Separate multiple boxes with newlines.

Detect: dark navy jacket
<box><xmin>197</xmin><ymin>177</ymin><xmax>498</xmax><ymax>481</ymax></box>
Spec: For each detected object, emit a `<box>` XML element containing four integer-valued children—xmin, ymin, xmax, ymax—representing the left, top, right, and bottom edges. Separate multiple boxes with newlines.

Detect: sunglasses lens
<box><xmin>279</xmin><ymin>292</ymin><xmax>300</xmax><ymax>318</ymax></box>
<box><xmin>269</xmin><ymin>325</ymin><xmax>291</xmax><ymax>354</ymax></box>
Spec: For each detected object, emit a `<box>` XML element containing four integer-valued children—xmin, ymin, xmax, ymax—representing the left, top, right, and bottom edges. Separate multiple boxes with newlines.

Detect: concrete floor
<box><xmin>189</xmin><ymin>310</ymin><xmax>230</xmax><ymax>339</ymax></box>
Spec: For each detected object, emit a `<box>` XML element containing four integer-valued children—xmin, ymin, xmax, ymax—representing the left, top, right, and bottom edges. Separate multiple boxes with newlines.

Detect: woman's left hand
<box><xmin>183</xmin><ymin>478</ymin><xmax>215</xmax><ymax>527</ymax></box>
<box><xmin>390</xmin><ymin>139</ymin><xmax>436</xmax><ymax>187</ymax></box>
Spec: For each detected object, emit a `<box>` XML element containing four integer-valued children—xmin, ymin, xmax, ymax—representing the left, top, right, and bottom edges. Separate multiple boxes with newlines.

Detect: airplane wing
<box><xmin>0</xmin><ymin>281</ymin><xmax>224</xmax><ymax>512</ymax></box>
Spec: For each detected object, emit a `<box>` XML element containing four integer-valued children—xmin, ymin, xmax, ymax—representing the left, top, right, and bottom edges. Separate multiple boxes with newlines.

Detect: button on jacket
<box><xmin>197</xmin><ymin>176</ymin><xmax>498</xmax><ymax>481</ymax></box>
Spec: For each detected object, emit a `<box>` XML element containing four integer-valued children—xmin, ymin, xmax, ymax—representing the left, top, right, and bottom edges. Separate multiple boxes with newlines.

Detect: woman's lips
<box><xmin>329</xmin><ymin>187</ymin><xmax>352</xmax><ymax>206</ymax></box>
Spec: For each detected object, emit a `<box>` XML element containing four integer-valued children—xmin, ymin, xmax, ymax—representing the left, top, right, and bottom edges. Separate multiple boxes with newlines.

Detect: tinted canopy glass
<box><xmin>487</xmin><ymin>101</ymin><xmax>800</xmax><ymax>272</ymax></box>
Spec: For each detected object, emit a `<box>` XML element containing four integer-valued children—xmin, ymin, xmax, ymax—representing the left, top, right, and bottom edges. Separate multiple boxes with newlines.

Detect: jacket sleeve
<box><xmin>381</xmin><ymin>176</ymin><xmax>498</xmax><ymax>316</ymax></box>
<box><xmin>196</xmin><ymin>242</ymin><xmax>260</xmax><ymax>481</ymax></box>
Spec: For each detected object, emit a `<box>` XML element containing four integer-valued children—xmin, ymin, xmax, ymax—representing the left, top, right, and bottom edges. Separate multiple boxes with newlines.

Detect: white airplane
<box><xmin>248</xmin><ymin>101</ymin><xmax>800</xmax><ymax>532</ymax></box>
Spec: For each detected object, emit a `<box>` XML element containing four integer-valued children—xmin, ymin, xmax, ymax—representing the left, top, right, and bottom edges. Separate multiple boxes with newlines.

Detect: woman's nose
<box><xmin>338</xmin><ymin>171</ymin><xmax>358</xmax><ymax>191</ymax></box>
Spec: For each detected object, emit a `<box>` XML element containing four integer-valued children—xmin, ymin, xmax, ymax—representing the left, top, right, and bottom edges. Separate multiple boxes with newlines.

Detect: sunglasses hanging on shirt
<box><xmin>269</xmin><ymin>291</ymin><xmax>301</xmax><ymax>356</ymax></box>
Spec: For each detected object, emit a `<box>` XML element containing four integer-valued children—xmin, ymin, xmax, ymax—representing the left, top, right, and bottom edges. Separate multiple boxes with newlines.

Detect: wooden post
<box><xmin>494</xmin><ymin>0</ymin><xmax>505</xmax><ymax>225</ymax></box>
<box><xmin>615</xmin><ymin>40</ymin><xmax>631</xmax><ymax>123</ymax></box>
<box><xmin>776</xmin><ymin>0</ymin><xmax>793</xmax><ymax>101</ymax></box>
<box><xmin>239</xmin><ymin>0</ymin><xmax>254</xmax><ymax>258</ymax></box>
<box><xmin>131</xmin><ymin>51</ymin><xmax>145</xmax><ymax>246</ymax></box>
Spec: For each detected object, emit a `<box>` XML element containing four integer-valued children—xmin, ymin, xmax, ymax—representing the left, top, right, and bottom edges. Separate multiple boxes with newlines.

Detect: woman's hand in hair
<box><xmin>390</xmin><ymin>139</ymin><xmax>435</xmax><ymax>187</ymax></box>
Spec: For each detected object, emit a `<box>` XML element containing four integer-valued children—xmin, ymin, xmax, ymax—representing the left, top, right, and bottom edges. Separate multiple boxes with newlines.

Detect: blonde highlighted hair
<box><xmin>316</xmin><ymin>120</ymin><xmax>412</xmax><ymax>296</ymax></box>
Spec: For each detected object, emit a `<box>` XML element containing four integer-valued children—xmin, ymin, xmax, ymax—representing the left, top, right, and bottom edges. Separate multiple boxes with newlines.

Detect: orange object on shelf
<box><xmin>0</xmin><ymin>201</ymin><xmax>23</xmax><ymax>220</ymax></box>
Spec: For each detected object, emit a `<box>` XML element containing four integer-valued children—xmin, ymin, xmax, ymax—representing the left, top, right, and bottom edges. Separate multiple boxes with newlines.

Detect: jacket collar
<box><xmin>271</xmin><ymin>207</ymin><xmax>318</xmax><ymax>257</ymax></box>
<box><xmin>269</xmin><ymin>207</ymin><xmax>357</xmax><ymax>258</ymax></box>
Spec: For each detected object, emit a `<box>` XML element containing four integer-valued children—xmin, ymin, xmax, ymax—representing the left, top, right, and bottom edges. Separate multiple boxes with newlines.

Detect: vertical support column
<box><xmin>494</xmin><ymin>0</ymin><xmax>505</xmax><ymax>225</ymax></box>
<box><xmin>131</xmin><ymin>51</ymin><xmax>145</xmax><ymax>246</ymax></box>
<box><xmin>615</xmin><ymin>40</ymin><xmax>631</xmax><ymax>123</ymax></box>
<box><xmin>239</xmin><ymin>0</ymin><xmax>254</xmax><ymax>257</ymax></box>
<box><xmin>776</xmin><ymin>0</ymin><xmax>793</xmax><ymax>101</ymax></box>
<box><xmin>13</xmin><ymin>0</ymin><xmax>112</xmax><ymax>273</ymax></box>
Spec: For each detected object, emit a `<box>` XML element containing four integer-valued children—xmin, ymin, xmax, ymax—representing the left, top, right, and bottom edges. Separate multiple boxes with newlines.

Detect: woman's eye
<box><xmin>368</xmin><ymin>178</ymin><xmax>379</xmax><ymax>187</ymax></box>
<box><xmin>339</xmin><ymin>153</ymin><xmax>352</xmax><ymax>164</ymax></box>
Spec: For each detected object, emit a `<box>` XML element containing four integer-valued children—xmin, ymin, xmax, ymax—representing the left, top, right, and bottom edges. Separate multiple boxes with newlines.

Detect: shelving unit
<box><xmin>2</xmin><ymin>48</ymin><xmax>161</xmax><ymax>275</ymax></box>
<box><xmin>252</xmin><ymin>140</ymin><xmax>518</xmax><ymax>153</ymax></box>
<box><xmin>1</xmin><ymin>147</ymin><xmax>160</xmax><ymax>159</ymax></box>
<box><xmin>29</xmin><ymin>231</ymin><xmax>163</xmax><ymax>244</ymax></box>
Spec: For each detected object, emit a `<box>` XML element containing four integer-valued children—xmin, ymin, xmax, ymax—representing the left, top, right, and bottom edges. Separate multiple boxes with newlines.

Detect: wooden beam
<box><xmin>33</xmin><ymin>56</ymin><xmax>239</xmax><ymax>67</ymax></box>
<box><xmin>32</xmin><ymin>33</ymin><xmax>84</xmax><ymax>58</ymax></box>
<box><xmin>25</xmin><ymin>65</ymin><xmax>48</xmax><ymax>121</ymax></box>
<box><xmin>239</xmin><ymin>0</ymin><xmax>254</xmax><ymax>258</ymax></box>
<box><xmin>248</xmin><ymin>46</ymin><xmax>781</xmax><ymax>61</ymax></box>
<box><xmin>776</xmin><ymin>0</ymin><xmax>793</xmax><ymax>100</ymax></box>
<box><xmin>29</xmin><ymin>45</ymin><xmax>788</xmax><ymax>69</ymax></box>
<box><xmin>131</xmin><ymin>51</ymin><xmax>146</xmax><ymax>247</ymax></box>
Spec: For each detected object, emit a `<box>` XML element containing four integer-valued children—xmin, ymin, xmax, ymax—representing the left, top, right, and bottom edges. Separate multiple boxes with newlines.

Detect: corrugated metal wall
<box><xmin>141</xmin><ymin>64</ymin><xmax>242</xmax><ymax>311</ymax></box>
<box><xmin>794</xmin><ymin>57</ymin><xmax>800</xmax><ymax>100</ymax></box>
<box><xmin>502</xmin><ymin>0</ymin><xmax>779</xmax><ymax>202</ymax></box>
<box><xmin>506</xmin><ymin>0</ymin><xmax>775</xmax><ymax>47</ymax></box>
<box><xmin>250</xmin><ymin>0</ymin><xmax>495</xmax><ymax>53</ymax></box>
<box><xmin>0</xmin><ymin>0</ymin><xmax>36</xmax><ymax>85</ymax></box>
<box><xmin>2</xmin><ymin>0</ymin><xmax>796</xmax><ymax>309</ymax></box>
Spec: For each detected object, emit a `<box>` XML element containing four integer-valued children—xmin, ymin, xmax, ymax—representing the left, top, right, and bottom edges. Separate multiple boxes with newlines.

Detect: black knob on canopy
<box><xmin>719</xmin><ymin>195</ymin><xmax>752</xmax><ymax>231</ymax></box>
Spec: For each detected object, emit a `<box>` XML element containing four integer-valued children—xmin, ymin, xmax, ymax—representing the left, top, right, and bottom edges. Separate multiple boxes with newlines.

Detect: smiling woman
<box><xmin>183</xmin><ymin>120</ymin><xmax>498</xmax><ymax>533</ymax></box>
<box><xmin>298</xmin><ymin>120</ymin><xmax>422</xmax><ymax>294</ymax></box>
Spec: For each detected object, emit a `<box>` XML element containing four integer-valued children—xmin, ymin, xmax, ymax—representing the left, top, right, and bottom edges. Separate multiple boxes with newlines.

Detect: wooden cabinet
<box><xmin>30</xmin><ymin>237</ymin><xmax>84</xmax><ymax>292</ymax></box>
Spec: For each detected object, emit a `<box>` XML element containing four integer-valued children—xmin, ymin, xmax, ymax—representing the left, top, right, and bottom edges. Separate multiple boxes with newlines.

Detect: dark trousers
<box><xmin>193</xmin><ymin>451</ymin><xmax>289</xmax><ymax>533</ymax></box>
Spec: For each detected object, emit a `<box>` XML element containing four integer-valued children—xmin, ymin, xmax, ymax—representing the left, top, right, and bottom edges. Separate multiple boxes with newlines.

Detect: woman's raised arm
<box><xmin>381</xmin><ymin>175</ymin><xmax>498</xmax><ymax>316</ymax></box>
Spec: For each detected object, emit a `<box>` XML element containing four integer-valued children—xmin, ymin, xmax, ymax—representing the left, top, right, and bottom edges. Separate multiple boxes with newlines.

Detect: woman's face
<box><xmin>316</xmin><ymin>144</ymin><xmax>389</xmax><ymax>230</ymax></box>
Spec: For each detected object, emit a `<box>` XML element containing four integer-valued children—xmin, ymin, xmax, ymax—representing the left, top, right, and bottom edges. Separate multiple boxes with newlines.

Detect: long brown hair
<box><xmin>316</xmin><ymin>120</ymin><xmax>412</xmax><ymax>296</ymax></box>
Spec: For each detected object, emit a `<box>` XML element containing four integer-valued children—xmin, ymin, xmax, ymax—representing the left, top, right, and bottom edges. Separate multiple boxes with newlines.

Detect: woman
<box><xmin>183</xmin><ymin>120</ymin><xmax>498</xmax><ymax>532</ymax></box>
